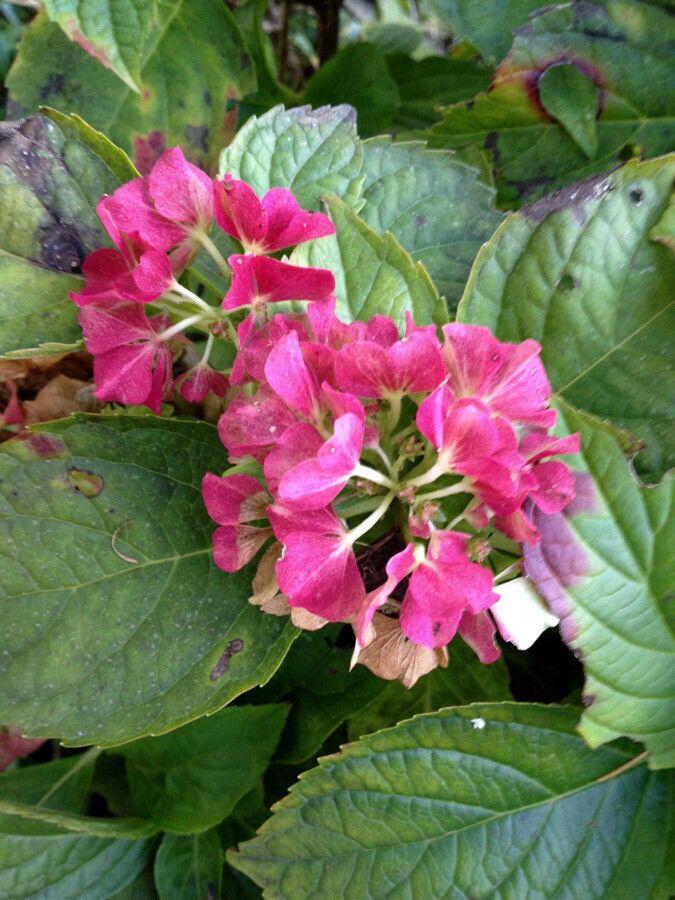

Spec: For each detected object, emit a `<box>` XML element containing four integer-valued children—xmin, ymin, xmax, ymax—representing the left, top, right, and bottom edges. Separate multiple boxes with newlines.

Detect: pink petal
<box><xmin>355</xmin><ymin>544</ymin><xmax>416</xmax><ymax>646</ymax></box>
<box><xmin>178</xmin><ymin>365</ymin><xmax>228</xmax><ymax>402</ymax></box>
<box><xmin>264</xmin><ymin>423</ymin><xmax>323</xmax><ymax>496</ymax></box>
<box><xmin>78</xmin><ymin>301</ymin><xmax>155</xmax><ymax>354</ymax></box>
<box><xmin>0</xmin><ymin>727</ymin><xmax>45</xmax><ymax>771</ymax></box>
<box><xmin>416</xmin><ymin>382</ymin><xmax>454</xmax><ymax>449</ymax></box>
<box><xmin>530</xmin><ymin>460</ymin><xmax>576</xmax><ymax>514</ymax></box>
<box><xmin>267</xmin><ymin>502</ymin><xmax>342</xmax><ymax>542</ymax></box>
<box><xmin>336</xmin><ymin>334</ymin><xmax>445</xmax><ymax>397</ymax></box>
<box><xmin>93</xmin><ymin>344</ymin><xmax>157</xmax><ymax>409</ymax></box>
<box><xmin>261</xmin><ymin>187</ymin><xmax>335</xmax><ymax>251</ymax></box>
<box><xmin>0</xmin><ymin>381</ymin><xmax>23</xmax><ymax>426</ymax></box>
<box><xmin>214</xmin><ymin>176</ymin><xmax>266</xmax><ymax>248</ymax></box>
<box><xmin>264</xmin><ymin>331</ymin><xmax>321</xmax><ymax>418</ymax></box>
<box><xmin>224</xmin><ymin>254</ymin><xmax>335</xmax><ymax>310</ymax></box>
<box><xmin>202</xmin><ymin>472</ymin><xmax>268</xmax><ymax>526</ymax></box>
<box><xmin>520</xmin><ymin>431</ymin><xmax>581</xmax><ymax>462</ymax></box>
<box><xmin>365</xmin><ymin>315</ymin><xmax>400</xmax><ymax>346</ymax></box>
<box><xmin>493</xmin><ymin>508</ymin><xmax>541</xmax><ymax>546</ymax></box>
<box><xmin>147</xmin><ymin>147</ymin><xmax>213</xmax><ymax>226</ymax></box>
<box><xmin>70</xmin><ymin>248</ymin><xmax>128</xmax><ymax>306</ymax></box>
<box><xmin>102</xmin><ymin>179</ymin><xmax>184</xmax><ymax>251</ymax></box>
<box><xmin>457</xmin><ymin>610</ymin><xmax>501</xmax><ymax>663</ymax></box>
<box><xmin>307</xmin><ymin>295</ymin><xmax>366</xmax><ymax>348</ymax></box>
<box><xmin>217</xmin><ymin>384</ymin><xmax>297</xmax><ymax>461</ymax></box>
<box><xmin>276</xmin><ymin>531</ymin><xmax>364</xmax><ymax>621</ymax></box>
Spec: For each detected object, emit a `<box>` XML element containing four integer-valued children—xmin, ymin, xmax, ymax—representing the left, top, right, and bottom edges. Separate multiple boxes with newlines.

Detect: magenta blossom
<box><xmin>214</xmin><ymin>176</ymin><xmax>335</xmax><ymax>253</ymax></box>
<box><xmin>202</xmin><ymin>472</ymin><xmax>272</xmax><ymax>572</ymax></box>
<box><xmin>224</xmin><ymin>254</ymin><xmax>335</xmax><ymax>311</ymax></box>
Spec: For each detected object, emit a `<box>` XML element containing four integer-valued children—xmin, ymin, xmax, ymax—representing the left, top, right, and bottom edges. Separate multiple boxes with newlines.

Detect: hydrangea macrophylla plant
<box><xmin>70</xmin><ymin>149</ymin><xmax>579</xmax><ymax>687</ymax></box>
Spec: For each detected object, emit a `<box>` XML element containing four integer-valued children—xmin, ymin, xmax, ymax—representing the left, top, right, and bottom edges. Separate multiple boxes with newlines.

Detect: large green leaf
<box><xmin>218</xmin><ymin>104</ymin><xmax>364</xmax><ymax>210</ymax></box>
<box><xmin>359</xmin><ymin>137</ymin><xmax>503</xmax><ymax>308</ymax></box>
<box><xmin>7</xmin><ymin>0</ymin><xmax>255</xmax><ymax>173</ymax></box>
<box><xmin>428</xmin><ymin>1</ymin><xmax>675</xmax><ymax>204</ymax></box>
<box><xmin>154</xmin><ymin>830</ymin><xmax>223</xmax><ymax>899</ymax></box>
<box><xmin>458</xmin><ymin>154</ymin><xmax>675</xmax><ymax>479</ymax></box>
<box><xmin>0</xmin><ymin>415</ymin><xmax>295</xmax><ymax>746</ymax></box>
<box><xmin>44</xmin><ymin>0</ymin><xmax>157</xmax><ymax>92</ymax></box>
<box><xmin>291</xmin><ymin>195</ymin><xmax>447</xmax><ymax>328</ymax></box>
<box><xmin>0</xmin><ymin>113</ymin><xmax>127</xmax><ymax>358</ymax></box>
<box><xmin>229</xmin><ymin>704</ymin><xmax>671</xmax><ymax>897</ymax></box>
<box><xmin>429</xmin><ymin>0</ymin><xmax>548</xmax><ymax>63</ymax></box>
<box><xmin>524</xmin><ymin>401</ymin><xmax>675</xmax><ymax>768</ymax></box>
<box><xmin>303</xmin><ymin>43</ymin><xmax>400</xmax><ymax>138</ymax></box>
<box><xmin>118</xmin><ymin>704</ymin><xmax>288</xmax><ymax>832</ymax></box>
<box><xmin>0</xmin><ymin>754</ymin><xmax>154</xmax><ymax>898</ymax></box>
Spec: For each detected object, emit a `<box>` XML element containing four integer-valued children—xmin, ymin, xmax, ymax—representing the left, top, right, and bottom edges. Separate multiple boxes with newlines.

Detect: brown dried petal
<box><xmin>354</xmin><ymin>613</ymin><xmax>448</xmax><ymax>688</ymax></box>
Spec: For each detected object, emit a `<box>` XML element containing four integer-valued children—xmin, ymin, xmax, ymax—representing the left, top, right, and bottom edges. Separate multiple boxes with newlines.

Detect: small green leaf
<box><xmin>42</xmin><ymin>108</ymin><xmax>140</xmax><ymax>182</ymax></box>
<box><xmin>359</xmin><ymin>137</ymin><xmax>503</xmax><ymax>308</ymax></box>
<box><xmin>458</xmin><ymin>154</ymin><xmax>675</xmax><ymax>479</ymax></box>
<box><xmin>0</xmin><ymin>416</ymin><xmax>296</xmax><ymax>746</ymax></box>
<box><xmin>118</xmin><ymin>705</ymin><xmax>288</xmax><ymax>833</ymax></box>
<box><xmin>229</xmin><ymin>704</ymin><xmax>671</xmax><ymax>897</ymax></box>
<box><xmin>154</xmin><ymin>830</ymin><xmax>223</xmax><ymax>899</ymax></box>
<box><xmin>303</xmin><ymin>43</ymin><xmax>400</xmax><ymax>137</ymax></box>
<box><xmin>43</xmin><ymin>0</ymin><xmax>156</xmax><ymax>93</ymax></box>
<box><xmin>525</xmin><ymin>400</ymin><xmax>675</xmax><ymax>768</ymax></box>
<box><xmin>7</xmin><ymin>2</ymin><xmax>255</xmax><ymax>172</ymax></box>
<box><xmin>219</xmin><ymin>104</ymin><xmax>364</xmax><ymax>210</ymax></box>
<box><xmin>539</xmin><ymin>63</ymin><xmax>599</xmax><ymax>158</ymax></box>
<box><xmin>291</xmin><ymin>195</ymin><xmax>447</xmax><ymax>328</ymax></box>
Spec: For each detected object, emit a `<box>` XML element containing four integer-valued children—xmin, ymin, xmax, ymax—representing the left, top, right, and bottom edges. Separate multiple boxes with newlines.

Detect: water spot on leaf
<box><xmin>66</xmin><ymin>467</ymin><xmax>104</xmax><ymax>498</ymax></box>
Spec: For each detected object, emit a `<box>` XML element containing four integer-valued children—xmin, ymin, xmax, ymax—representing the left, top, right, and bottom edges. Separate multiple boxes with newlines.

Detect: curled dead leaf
<box><xmin>352</xmin><ymin>613</ymin><xmax>448</xmax><ymax>688</ymax></box>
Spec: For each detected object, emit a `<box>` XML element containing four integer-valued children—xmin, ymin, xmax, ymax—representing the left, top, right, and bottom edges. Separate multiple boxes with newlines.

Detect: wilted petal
<box><xmin>353</xmin><ymin>613</ymin><xmax>448</xmax><ymax>688</ymax></box>
<box><xmin>457</xmin><ymin>610</ymin><xmax>501</xmax><ymax>663</ymax></box>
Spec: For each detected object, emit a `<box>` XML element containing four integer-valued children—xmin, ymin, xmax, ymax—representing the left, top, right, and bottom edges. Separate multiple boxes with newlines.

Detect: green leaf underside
<box><xmin>0</xmin><ymin>754</ymin><xmax>153</xmax><ymax>898</ymax></box>
<box><xmin>359</xmin><ymin>137</ymin><xmax>503</xmax><ymax>308</ymax></box>
<box><xmin>0</xmin><ymin>416</ymin><xmax>296</xmax><ymax>746</ymax></box>
<box><xmin>291</xmin><ymin>195</ymin><xmax>447</xmax><ymax>329</ymax></box>
<box><xmin>303</xmin><ymin>43</ymin><xmax>400</xmax><ymax>138</ymax></box>
<box><xmin>428</xmin><ymin>1</ymin><xmax>675</xmax><ymax>202</ymax></box>
<box><xmin>7</xmin><ymin>0</ymin><xmax>255</xmax><ymax>172</ymax></box>
<box><xmin>118</xmin><ymin>704</ymin><xmax>288</xmax><ymax>832</ymax></box>
<box><xmin>529</xmin><ymin>401</ymin><xmax>675</xmax><ymax>768</ymax></box>
<box><xmin>44</xmin><ymin>0</ymin><xmax>156</xmax><ymax>92</ymax></box>
<box><xmin>0</xmin><ymin>113</ymin><xmax>128</xmax><ymax>356</ymax></box>
<box><xmin>154</xmin><ymin>830</ymin><xmax>223</xmax><ymax>900</ymax></box>
<box><xmin>229</xmin><ymin>704</ymin><xmax>671</xmax><ymax>898</ymax></box>
<box><xmin>219</xmin><ymin>104</ymin><xmax>364</xmax><ymax>210</ymax></box>
<box><xmin>458</xmin><ymin>154</ymin><xmax>675</xmax><ymax>479</ymax></box>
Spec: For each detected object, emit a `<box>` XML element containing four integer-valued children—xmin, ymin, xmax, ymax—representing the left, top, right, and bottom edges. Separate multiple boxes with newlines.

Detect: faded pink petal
<box><xmin>278</xmin><ymin>413</ymin><xmax>364</xmax><ymax>509</ymax></box>
<box><xmin>0</xmin><ymin>726</ymin><xmax>45</xmax><ymax>771</ymax></box>
<box><xmin>224</xmin><ymin>254</ymin><xmax>335</xmax><ymax>310</ymax></box>
<box><xmin>217</xmin><ymin>384</ymin><xmax>298</xmax><ymax>461</ymax></box>
<box><xmin>442</xmin><ymin>324</ymin><xmax>556</xmax><ymax>427</ymax></box>
<box><xmin>530</xmin><ymin>460</ymin><xmax>576</xmax><ymax>514</ymax></box>
<box><xmin>264</xmin><ymin>331</ymin><xmax>321</xmax><ymax>418</ymax></box>
<box><xmin>335</xmin><ymin>331</ymin><xmax>444</xmax><ymax>398</ymax></box>
<box><xmin>212</xmin><ymin>523</ymin><xmax>272</xmax><ymax>572</ymax></box>
<box><xmin>231</xmin><ymin>313</ymin><xmax>307</xmax><ymax>385</ymax></box>
<box><xmin>493</xmin><ymin>508</ymin><xmax>541</xmax><ymax>545</ymax></box>
<box><xmin>1</xmin><ymin>381</ymin><xmax>24</xmax><ymax>427</ymax></box>
<box><xmin>177</xmin><ymin>365</ymin><xmax>228</xmax><ymax>402</ymax></box>
<box><xmin>202</xmin><ymin>472</ymin><xmax>268</xmax><ymax>525</ymax></box>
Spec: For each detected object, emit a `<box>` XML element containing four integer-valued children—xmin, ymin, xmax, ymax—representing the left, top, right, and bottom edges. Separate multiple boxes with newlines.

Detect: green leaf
<box><xmin>429</xmin><ymin>0</ymin><xmax>548</xmax><ymax>63</ymax></box>
<box><xmin>7</xmin><ymin>1</ymin><xmax>255</xmax><ymax>172</ymax></box>
<box><xmin>0</xmin><ymin>754</ymin><xmax>154</xmax><ymax>898</ymax></box>
<box><xmin>538</xmin><ymin>62</ymin><xmax>600</xmax><ymax>158</ymax></box>
<box><xmin>0</xmin><ymin>113</ymin><xmax>126</xmax><ymax>357</ymax></box>
<box><xmin>43</xmin><ymin>0</ymin><xmax>156</xmax><ymax>93</ymax></box>
<box><xmin>383</xmin><ymin>54</ymin><xmax>492</xmax><ymax>130</ymax></box>
<box><xmin>154</xmin><ymin>830</ymin><xmax>223</xmax><ymax>900</ymax></box>
<box><xmin>229</xmin><ymin>704</ymin><xmax>671</xmax><ymax>897</ymax></box>
<box><xmin>219</xmin><ymin>104</ymin><xmax>364</xmax><ymax>210</ymax></box>
<box><xmin>347</xmin><ymin>639</ymin><xmax>510</xmax><ymax>740</ymax></box>
<box><xmin>359</xmin><ymin>137</ymin><xmax>503</xmax><ymax>308</ymax></box>
<box><xmin>291</xmin><ymin>195</ymin><xmax>446</xmax><ymax>328</ymax></box>
<box><xmin>0</xmin><ymin>415</ymin><xmax>296</xmax><ymax>746</ymax></box>
<box><xmin>524</xmin><ymin>400</ymin><xmax>675</xmax><ymax>768</ymax></box>
<box><xmin>42</xmin><ymin>108</ymin><xmax>140</xmax><ymax>182</ymax></box>
<box><xmin>428</xmin><ymin>1</ymin><xmax>675</xmax><ymax>203</ymax></box>
<box><xmin>118</xmin><ymin>704</ymin><xmax>288</xmax><ymax>833</ymax></box>
<box><xmin>458</xmin><ymin>154</ymin><xmax>675</xmax><ymax>479</ymax></box>
<box><xmin>303</xmin><ymin>43</ymin><xmax>400</xmax><ymax>138</ymax></box>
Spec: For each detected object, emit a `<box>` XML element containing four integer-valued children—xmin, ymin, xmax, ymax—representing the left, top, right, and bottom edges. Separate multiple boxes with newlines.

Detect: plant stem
<box><xmin>405</xmin><ymin>457</ymin><xmax>447</xmax><ymax>488</ymax></box>
<box><xmin>346</xmin><ymin>491</ymin><xmax>396</xmax><ymax>546</ymax></box>
<box><xmin>415</xmin><ymin>478</ymin><xmax>471</xmax><ymax>502</ymax></box>
<box><xmin>158</xmin><ymin>313</ymin><xmax>204</xmax><ymax>342</ymax></box>
<box><xmin>199</xmin><ymin>331</ymin><xmax>215</xmax><ymax>366</ymax></box>
<box><xmin>170</xmin><ymin>280</ymin><xmax>214</xmax><ymax>313</ymax></box>
<box><xmin>353</xmin><ymin>463</ymin><xmax>396</xmax><ymax>489</ymax></box>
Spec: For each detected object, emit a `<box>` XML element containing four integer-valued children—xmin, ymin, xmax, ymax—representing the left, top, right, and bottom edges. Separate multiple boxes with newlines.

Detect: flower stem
<box><xmin>197</xmin><ymin>232</ymin><xmax>230</xmax><ymax>275</ymax></box>
<box><xmin>405</xmin><ymin>456</ymin><xmax>448</xmax><ymax>488</ymax></box>
<box><xmin>353</xmin><ymin>463</ymin><xmax>396</xmax><ymax>489</ymax></box>
<box><xmin>170</xmin><ymin>280</ymin><xmax>214</xmax><ymax>314</ymax></box>
<box><xmin>415</xmin><ymin>478</ymin><xmax>471</xmax><ymax>502</ymax></box>
<box><xmin>199</xmin><ymin>331</ymin><xmax>215</xmax><ymax>366</ymax></box>
<box><xmin>346</xmin><ymin>491</ymin><xmax>396</xmax><ymax>546</ymax></box>
<box><xmin>385</xmin><ymin>395</ymin><xmax>401</xmax><ymax>434</ymax></box>
<box><xmin>157</xmin><ymin>313</ymin><xmax>204</xmax><ymax>342</ymax></box>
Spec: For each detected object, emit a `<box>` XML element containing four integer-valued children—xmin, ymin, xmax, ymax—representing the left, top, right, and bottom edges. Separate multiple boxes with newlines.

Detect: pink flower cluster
<box><xmin>70</xmin><ymin>148</ymin><xmax>335</xmax><ymax>413</ymax></box>
<box><xmin>72</xmin><ymin>149</ymin><xmax>580</xmax><ymax>685</ymax></box>
<box><xmin>203</xmin><ymin>305</ymin><xmax>579</xmax><ymax>679</ymax></box>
